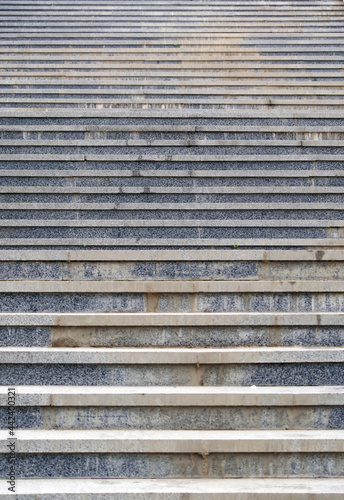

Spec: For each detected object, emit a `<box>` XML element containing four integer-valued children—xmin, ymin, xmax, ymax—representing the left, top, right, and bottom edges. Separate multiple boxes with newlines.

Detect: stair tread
<box><xmin>0</xmin><ymin>346</ymin><xmax>343</xmax><ymax>364</ymax></box>
<box><xmin>0</xmin><ymin>385</ymin><xmax>343</xmax><ymax>407</ymax></box>
<box><xmin>0</xmin><ymin>477</ymin><xmax>344</xmax><ymax>497</ymax></box>
<box><xmin>1</xmin><ymin>428</ymin><xmax>344</xmax><ymax>453</ymax></box>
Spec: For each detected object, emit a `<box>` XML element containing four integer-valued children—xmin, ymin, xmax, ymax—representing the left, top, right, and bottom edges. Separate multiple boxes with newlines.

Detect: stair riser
<box><xmin>1</xmin><ymin>406</ymin><xmax>343</xmax><ymax>430</ymax></box>
<box><xmin>0</xmin><ymin>292</ymin><xmax>343</xmax><ymax>312</ymax></box>
<box><xmin>0</xmin><ymin>452</ymin><xmax>343</xmax><ymax>479</ymax></box>
<box><xmin>2</xmin><ymin>325</ymin><xmax>344</xmax><ymax>348</ymax></box>
<box><xmin>1</xmin><ymin>260</ymin><xmax>343</xmax><ymax>280</ymax></box>
<box><xmin>1</xmin><ymin>162</ymin><xmax>342</xmax><ymax>172</ymax></box>
<box><xmin>2</xmin><ymin>178</ymin><xmax>343</xmax><ymax>187</ymax></box>
<box><xmin>0</xmin><ymin>195</ymin><xmax>342</xmax><ymax>203</ymax></box>
<box><xmin>1</xmin><ymin>363</ymin><xmax>343</xmax><ymax>386</ymax></box>
<box><xmin>2</xmin><ymin>145</ymin><xmax>344</xmax><ymax>155</ymax></box>
<box><xmin>0</xmin><ymin>227</ymin><xmax>339</xmax><ymax>239</ymax></box>
<box><xmin>0</xmin><ymin>210</ymin><xmax>342</xmax><ymax>221</ymax></box>
<box><xmin>3</xmin><ymin>118</ymin><xmax>344</xmax><ymax>126</ymax></box>
<box><xmin>51</xmin><ymin>325</ymin><xmax>344</xmax><ymax>348</ymax></box>
<box><xmin>2</xmin><ymin>103</ymin><xmax>343</xmax><ymax>110</ymax></box>
<box><xmin>3</xmin><ymin>131</ymin><xmax>344</xmax><ymax>140</ymax></box>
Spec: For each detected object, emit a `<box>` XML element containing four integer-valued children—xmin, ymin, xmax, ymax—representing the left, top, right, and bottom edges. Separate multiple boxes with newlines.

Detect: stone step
<box><xmin>0</xmin><ymin>168</ymin><xmax>341</xmax><ymax>179</ymax></box>
<box><xmin>0</xmin><ymin>248</ymin><xmax>339</xmax><ymax>260</ymax></box>
<box><xmin>3</xmin><ymin>71</ymin><xmax>344</xmax><ymax>79</ymax></box>
<box><xmin>2</xmin><ymin>385</ymin><xmax>343</xmax><ymax>407</ymax></box>
<box><xmin>1</xmin><ymin>3</ymin><xmax>340</xmax><ymax>8</ymax></box>
<box><xmin>0</xmin><ymin>185</ymin><xmax>340</xmax><ymax>193</ymax></box>
<box><xmin>2</xmin><ymin>27</ymin><xmax>344</xmax><ymax>33</ymax></box>
<box><xmin>2</xmin><ymin>126</ymin><xmax>344</xmax><ymax>141</ymax></box>
<box><xmin>0</xmin><ymin>478</ymin><xmax>344</xmax><ymax>499</ymax></box>
<box><xmin>3</xmin><ymin>136</ymin><xmax>344</xmax><ymax>146</ymax></box>
<box><xmin>0</xmin><ymin>1</ymin><xmax>337</xmax><ymax>5</ymax></box>
<box><xmin>4</xmin><ymin>40</ymin><xmax>344</xmax><ymax>48</ymax></box>
<box><xmin>0</xmin><ymin>3</ymin><xmax>340</xmax><ymax>8</ymax></box>
<box><xmin>3</xmin><ymin>35</ymin><xmax>344</xmax><ymax>41</ymax></box>
<box><xmin>0</xmin><ymin>205</ymin><xmax>341</xmax><ymax>216</ymax></box>
<box><xmin>4</xmin><ymin>7</ymin><xmax>341</xmax><ymax>12</ymax></box>
<box><xmin>4</xmin><ymin>27</ymin><xmax>344</xmax><ymax>32</ymax></box>
<box><xmin>1</xmin><ymin>346</ymin><xmax>343</xmax><ymax>364</ymax></box>
<box><xmin>0</xmin><ymin>429</ymin><xmax>343</xmax><ymax>479</ymax></box>
<box><xmin>1</xmin><ymin>108</ymin><xmax>342</xmax><ymax>117</ymax></box>
<box><xmin>2</xmin><ymin>100</ymin><xmax>344</xmax><ymax>110</ymax></box>
<box><xmin>0</xmin><ymin>347</ymin><xmax>343</xmax><ymax>387</ymax></box>
<box><xmin>0</xmin><ymin>163</ymin><xmax>341</xmax><ymax>174</ymax></box>
<box><xmin>2</xmin><ymin>10</ymin><xmax>343</xmax><ymax>15</ymax></box>
<box><xmin>4</xmin><ymin>28</ymin><xmax>344</xmax><ymax>33</ymax></box>
<box><xmin>3</xmin><ymin>55</ymin><xmax>344</xmax><ymax>61</ymax></box>
<box><xmin>0</xmin><ymin>230</ymin><xmax>338</xmax><ymax>247</ymax></box>
<box><xmin>2</xmin><ymin>151</ymin><xmax>344</xmax><ymax>160</ymax></box>
<box><xmin>14</xmin><ymin>93</ymin><xmax>343</xmax><ymax>104</ymax></box>
<box><xmin>3</xmin><ymin>319</ymin><xmax>344</xmax><ymax>348</ymax></box>
<box><xmin>0</xmin><ymin>207</ymin><xmax>341</xmax><ymax>221</ymax></box>
<box><xmin>6</xmin><ymin>62</ymin><xmax>344</xmax><ymax>68</ymax></box>
<box><xmin>1</xmin><ymin>280</ymin><xmax>344</xmax><ymax>310</ymax></box>
<box><xmin>1</xmin><ymin>311</ymin><xmax>344</xmax><ymax>348</ymax></box>
<box><xmin>4</xmin><ymin>81</ymin><xmax>344</xmax><ymax>90</ymax></box>
<box><xmin>3</xmin><ymin>397</ymin><xmax>344</xmax><ymax>430</ymax></box>
<box><xmin>1</xmin><ymin>280</ymin><xmax>343</xmax><ymax>293</ymax></box>
<box><xmin>4</xmin><ymin>15</ymin><xmax>343</xmax><ymax>19</ymax></box>
<box><xmin>3</xmin><ymin>45</ymin><xmax>344</xmax><ymax>51</ymax></box>
<box><xmin>3</xmin><ymin>47</ymin><xmax>344</xmax><ymax>54</ymax></box>
<box><xmin>1</xmin><ymin>155</ymin><xmax>343</xmax><ymax>169</ymax></box>
<box><xmin>7</xmin><ymin>26</ymin><xmax>323</xmax><ymax>30</ymax></box>
<box><xmin>1</xmin><ymin>219</ymin><xmax>343</xmax><ymax>226</ymax></box>
<box><xmin>1</xmin><ymin>388</ymin><xmax>344</xmax><ymax>430</ymax></box>
<box><xmin>1</xmin><ymin>428</ymin><xmax>343</xmax><ymax>453</ymax></box>
<box><xmin>0</xmin><ymin>238</ymin><xmax>341</xmax><ymax>251</ymax></box>
<box><xmin>3</xmin><ymin>21</ymin><xmax>344</xmax><ymax>27</ymax></box>
<box><xmin>1</xmin><ymin>386</ymin><xmax>344</xmax><ymax>431</ymax></box>
<box><xmin>2</xmin><ymin>139</ymin><xmax>344</xmax><ymax>151</ymax></box>
<box><xmin>2</xmin><ymin>312</ymin><xmax>342</xmax><ymax>326</ymax></box>
<box><xmin>0</xmin><ymin>197</ymin><xmax>341</xmax><ymax>206</ymax></box>
<box><xmin>0</xmin><ymin>248</ymin><xmax>341</xmax><ymax>279</ymax></box>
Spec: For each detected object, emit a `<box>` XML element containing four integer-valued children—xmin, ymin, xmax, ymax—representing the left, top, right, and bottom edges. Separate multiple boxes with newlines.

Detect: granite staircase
<box><xmin>0</xmin><ymin>0</ymin><xmax>344</xmax><ymax>498</ymax></box>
